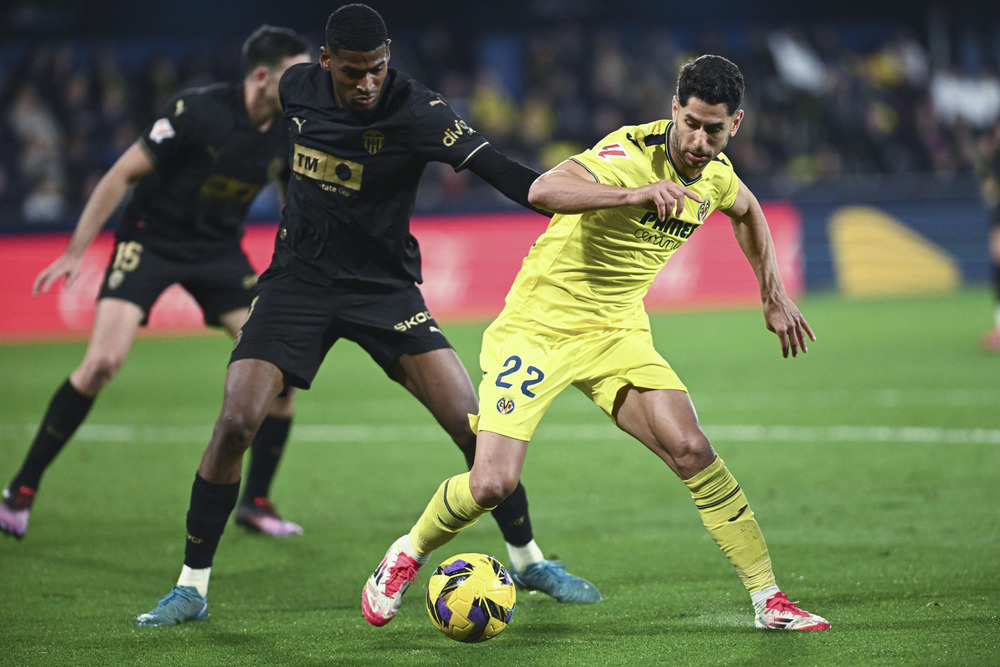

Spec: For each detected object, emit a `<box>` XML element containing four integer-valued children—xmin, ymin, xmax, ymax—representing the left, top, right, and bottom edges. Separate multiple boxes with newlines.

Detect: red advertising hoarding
<box><xmin>0</xmin><ymin>205</ymin><xmax>801</xmax><ymax>342</ymax></box>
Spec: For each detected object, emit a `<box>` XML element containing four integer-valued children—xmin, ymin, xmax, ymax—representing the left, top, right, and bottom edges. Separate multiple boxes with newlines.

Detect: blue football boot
<box><xmin>136</xmin><ymin>586</ymin><xmax>209</xmax><ymax>627</ymax></box>
<box><xmin>508</xmin><ymin>560</ymin><xmax>602</xmax><ymax>603</ymax></box>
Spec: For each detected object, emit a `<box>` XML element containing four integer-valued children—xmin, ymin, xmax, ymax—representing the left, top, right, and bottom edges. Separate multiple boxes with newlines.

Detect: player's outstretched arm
<box><xmin>33</xmin><ymin>142</ymin><xmax>154</xmax><ymax>296</ymax></box>
<box><xmin>528</xmin><ymin>159</ymin><xmax>701</xmax><ymax>220</ymax></box>
<box><xmin>724</xmin><ymin>179</ymin><xmax>815</xmax><ymax>358</ymax></box>
<box><xmin>465</xmin><ymin>144</ymin><xmax>551</xmax><ymax>216</ymax></box>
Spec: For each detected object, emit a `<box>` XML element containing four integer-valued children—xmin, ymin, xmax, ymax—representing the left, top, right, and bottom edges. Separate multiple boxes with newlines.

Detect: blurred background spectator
<box><xmin>0</xmin><ymin>0</ymin><xmax>998</xmax><ymax>229</ymax></box>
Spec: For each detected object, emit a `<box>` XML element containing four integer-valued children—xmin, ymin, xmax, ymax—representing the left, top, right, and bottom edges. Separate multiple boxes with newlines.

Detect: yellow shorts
<box><xmin>471</xmin><ymin>314</ymin><xmax>687</xmax><ymax>441</ymax></box>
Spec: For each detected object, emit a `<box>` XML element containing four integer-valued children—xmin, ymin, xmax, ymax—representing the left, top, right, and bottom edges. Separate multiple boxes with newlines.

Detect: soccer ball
<box><xmin>425</xmin><ymin>552</ymin><xmax>516</xmax><ymax>643</ymax></box>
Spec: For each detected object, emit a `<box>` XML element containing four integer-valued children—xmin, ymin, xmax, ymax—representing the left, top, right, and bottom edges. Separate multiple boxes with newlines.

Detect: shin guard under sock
<box><xmin>409</xmin><ymin>473</ymin><xmax>494</xmax><ymax>557</ymax></box>
<box><xmin>184</xmin><ymin>474</ymin><xmax>240</xmax><ymax>569</ymax></box>
<box><xmin>684</xmin><ymin>457</ymin><xmax>776</xmax><ymax>593</ymax></box>
<box><xmin>10</xmin><ymin>379</ymin><xmax>94</xmax><ymax>491</ymax></box>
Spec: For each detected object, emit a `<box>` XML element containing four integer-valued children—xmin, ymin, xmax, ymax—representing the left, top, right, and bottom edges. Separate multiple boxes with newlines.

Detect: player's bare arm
<box><xmin>33</xmin><ymin>142</ymin><xmax>155</xmax><ymax>296</ymax></box>
<box><xmin>528</xmin><ymin>158</ymin><xmax>702</xmax><ymax>220</ymax></box>
<box><xmin>724</xmin><ymin>179</ymin><xmax>815</xmax><ymax>358</ymax></box>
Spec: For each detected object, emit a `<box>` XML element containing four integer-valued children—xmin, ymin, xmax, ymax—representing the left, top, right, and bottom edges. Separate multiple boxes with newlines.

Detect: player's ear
<box><xmin>383</xmin><ymin>39</ymin><xmax>391</xmax><ymax>62</ymax></box>
<box><xmin>730</xmin><ymin>108</ymin><xmax>744</xmax><ymax>137</ymax></box>
<box><xmin>252</xmin><ymin>65</ymin><xmax>270</xmax><ymax>87</ymax></box>
<box><xmin>319</xmin><ymin>46</ymin><xmax>332</xmax><ymax>71</ymax></box>
<box><xmin>671</xmin><ymin>95</ymin><xmax>678</xmax><ymax>120</ymax></box>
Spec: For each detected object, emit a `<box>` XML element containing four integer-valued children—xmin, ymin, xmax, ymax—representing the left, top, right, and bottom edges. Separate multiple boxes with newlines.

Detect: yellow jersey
<box><xmin>504</xmin><ymin>119</ymin><xmax>740</xmax><ymax>330</ymax></box>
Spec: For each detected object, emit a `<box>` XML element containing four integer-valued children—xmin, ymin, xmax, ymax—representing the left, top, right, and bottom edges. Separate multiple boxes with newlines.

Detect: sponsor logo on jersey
<box><xmin>198</xmin><ymin>174</ymin><xmax>261</xmax><ymax>204</ymax></box>
<box><xmin>292</xmin><ymin>117</ymin><xmax>307</xmax><ymax>133</ymax></box>
<box><xmin>149</xmin><ymin>118</ymin><xmax>176</xmax><ymax>144</ymax></box>
<box><xmin>363</xmin><ymin>130</ymin><xmax>385</xmax><ymax>154</ymax></box>
<box><xmin>698</xmin><ymin>198</ymin><xmax>711</xmax><ymax>221</ymax></box>
<box><xmin>496</xmin><ymin>397</ymin><xmax>515</xmax><ymax>415</ymax></box>
<box><xmin>394</xmin><ymin>310</ymin><xmax>435</xmax><ymax>332</ymax></box>
<box><xmin>637</xmin><ymin>212</ymin><xmax>698</xmax><ymax>237</ymax></box>
<box><xmin>633</xmin><ymin>230</ymin><xmax>682</xmax><ymax>251</ymax></box>
<box><xmin>596</xmin><ymin>142</ymin><xmax>629</xmax><ymax>161</ymax></box>
<box><xmin>442</xmin><ymin>119</ymin><xmax>473</xmax><ymax>147</ymax></box>
<box><xmin>634</xmin><ymin>212</ymin><xmax>699</xmax><ymax>250</ymax></box>
<box><xmin>292</xmin><ymin>143</ymin><xmax>364</xmax><ymax>193</ymax></box>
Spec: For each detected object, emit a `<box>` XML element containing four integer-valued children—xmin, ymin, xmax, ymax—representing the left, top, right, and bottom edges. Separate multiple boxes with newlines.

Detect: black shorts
<box><xmin>97</xmin><ymin>240</ymin><xmax>257</xmax><ymax>326</ymax></box>
<box><xmin>229</xmin><ymin>268</ymin><xmax>452</xmax><ymax>389</ymax></box>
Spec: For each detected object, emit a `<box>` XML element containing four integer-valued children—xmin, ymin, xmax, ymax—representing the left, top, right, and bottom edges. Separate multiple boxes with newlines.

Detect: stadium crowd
<box><xmin>1</xmin><ymin>17</ymin><xmax>999</xmax><ymax>228</ymax></box>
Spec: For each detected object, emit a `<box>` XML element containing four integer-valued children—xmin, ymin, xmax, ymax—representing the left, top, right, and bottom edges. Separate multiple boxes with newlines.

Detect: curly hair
<box><xmin>676</xmin><ymin>55</ymin><xmax>744</xmax><ymax>115</ymax></box>
<box><xmin>325</xmin><ymin>4</ymin><xmax>388</xmax><ymax>53</ymax></box>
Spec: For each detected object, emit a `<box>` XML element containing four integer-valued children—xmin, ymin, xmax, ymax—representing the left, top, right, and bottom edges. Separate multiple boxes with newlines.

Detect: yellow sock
<box><xmin>683</xmin><ymin>457</ymin><xmax>776</xmax><ymax>593</ymax></box>
<box><xmin>408</xmin><ymin>473</ymin><xmax>495</xmax><ymax>558</ymax></box>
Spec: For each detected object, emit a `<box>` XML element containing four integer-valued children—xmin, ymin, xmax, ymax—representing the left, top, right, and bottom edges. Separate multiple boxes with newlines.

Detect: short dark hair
<box><xmin>325</xmin><ymin>3</ymin><xmax>388</xmax><ymax>53</ymax></box>
<box><xmin>676</xmin><ymin>55</ymin><xmax>744</xmax><ymax>116</ymax></box>
<box><xmin>241</xmin><ymin>25</ymin><xmax>309</xmax><ymax>75</ymax></box>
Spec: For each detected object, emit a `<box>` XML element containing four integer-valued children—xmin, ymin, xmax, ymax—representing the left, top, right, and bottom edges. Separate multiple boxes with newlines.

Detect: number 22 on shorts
<box><xmin>494</xmin><ymin>355</ymin><xmax>545</xmax><ymax>398</ymax></box>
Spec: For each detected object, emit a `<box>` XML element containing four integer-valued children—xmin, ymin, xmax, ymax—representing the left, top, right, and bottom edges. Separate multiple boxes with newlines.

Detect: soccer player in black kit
<box><xmin>0</xmin><ymin>26</ymin><xmax>310</xmax><ymax>541</ymax></box>
<box><xmin>136</xmin><ymin>4</ymin><xmax>600</xmax><ymax>626</ymax></box>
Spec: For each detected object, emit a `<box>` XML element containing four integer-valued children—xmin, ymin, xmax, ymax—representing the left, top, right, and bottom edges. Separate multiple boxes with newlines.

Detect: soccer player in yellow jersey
<box><xmin>363</xmin><ymin>54</ymin><xmax>831</xmax><ymax>631</ymax></box>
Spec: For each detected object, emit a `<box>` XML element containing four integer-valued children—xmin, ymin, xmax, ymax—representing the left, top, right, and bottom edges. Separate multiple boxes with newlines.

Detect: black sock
<box><xmin>10</xmin><ymin>379</ymin><xmax>94</xmax><ymax>492</ymax></box>
<box><xmin>490</xmin><ymin>482</ymin><xmax>533</xmax><ymax>546</ymax></box>
<box><xmin>184</xmin><ymin>474</ymin><xmax>240</xmax><ymax>569</ymax></box>
<box><xmin>241</xmin><ymin>415</ymin><xmax>291</xmax><ymax>502</ymax></box>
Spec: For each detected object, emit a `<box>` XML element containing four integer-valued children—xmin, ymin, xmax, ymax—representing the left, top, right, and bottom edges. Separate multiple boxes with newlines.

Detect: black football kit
<box><xmin>98</xmin><ymin>82</ymin><xmax>288</xmax><ymax>324</ymax></box>
<box><xmin>231</xmin><ymin>63</ymin><xmax>543</xmax><ymax>387</ymax></box>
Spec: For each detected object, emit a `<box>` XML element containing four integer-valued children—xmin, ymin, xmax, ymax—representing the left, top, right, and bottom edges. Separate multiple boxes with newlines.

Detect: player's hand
<box><xmin>33</xmin><ymin>253</ymin><xmax>83</xmax><ymax>297</ymax></box>
<box><xmin>631</xmin><ymin>180</ymin><xmax>702</xmax><ymax>221</ymax></box>
<box><xmin>762</xmin><ymin>295</ymin><xmax>815</xmax><ymax>358</ymax></box>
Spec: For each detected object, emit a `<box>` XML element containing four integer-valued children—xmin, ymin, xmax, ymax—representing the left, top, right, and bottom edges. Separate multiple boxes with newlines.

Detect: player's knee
<box><xmin>76</xmin><ymin>352</ymin><xmax>127</xmax><ymax>392</ymax></box>
<box><xmin>468</xmin><ymin>473</ymin><xmax>517</xmax><ymax>508</ymax></box>
<box><xmin>665</xmin><ymin>433</ymin><xmax>715</xmax><ymax>478</ymax></box>
<box><xmin>213</xmin><ymin>408</ymin><xmax>258</xmax><ymax>456</ymax></box>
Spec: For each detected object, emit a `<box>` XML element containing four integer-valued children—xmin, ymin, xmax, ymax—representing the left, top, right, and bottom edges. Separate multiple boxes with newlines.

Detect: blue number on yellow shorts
<box><xmin>495</xmin><ymin>355</ymin><xmax>522</xmax><ymax>389</ymax></box>
<box><xmin>496</xmin><ymin>356</ymin><xmax>545</xmax><ymax>398</ymax></box>
<box><xmin>521</xmin><ymin>366</ymin><xmax>544</xmax><ymax>398</ymax></box>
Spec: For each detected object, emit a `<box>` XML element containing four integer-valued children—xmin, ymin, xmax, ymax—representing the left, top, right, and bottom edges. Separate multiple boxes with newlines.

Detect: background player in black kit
<box><xmin>136</xmin><ymin>3</ymin><xmax>600</xmax><ymax>627</ymax></box>
<box><xmin>0</xmin><ymin>26</ymin><xmax>310</xmax><ymax>541</ymax></box>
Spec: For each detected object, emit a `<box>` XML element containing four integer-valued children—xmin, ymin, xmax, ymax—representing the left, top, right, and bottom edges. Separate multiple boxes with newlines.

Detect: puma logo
<box><xmin>429</xmin><ymin>99</ymin><xmax>445</xmax><ymax>106</ymax></box>
<box><xmin>292</xmin><ymin>117</ymin><xmax>307</xmax><ymax>132</ymax></box>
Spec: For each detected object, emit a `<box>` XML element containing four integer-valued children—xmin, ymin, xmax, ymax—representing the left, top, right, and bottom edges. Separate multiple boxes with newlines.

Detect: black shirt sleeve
<box><xmin>466</xmin><ymin>144</ymin><xmax>552</xmax><ymax>217</ymax></box>
<box><xmin>137</xmin><ymin>91</ymin><xmax>204</xmax><ymax>166</ymax></box>
<box><xmin>403</xmin><ymin>93</ymin><xmax>488</xmax><ymax>169</ymax></box>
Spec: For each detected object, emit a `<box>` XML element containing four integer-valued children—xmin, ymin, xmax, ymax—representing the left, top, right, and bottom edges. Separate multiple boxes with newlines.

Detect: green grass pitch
<box><xmin>1</xmin><ymin>289</ymin><xmax>998</xmax><ymax>665</ymax></box>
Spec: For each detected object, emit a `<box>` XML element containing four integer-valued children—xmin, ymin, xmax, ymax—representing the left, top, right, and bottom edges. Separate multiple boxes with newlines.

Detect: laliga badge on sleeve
<box><xmin>149</xmin><ymin>118</ymin><xmax>176</xmax><ymax>144</ymax></box>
